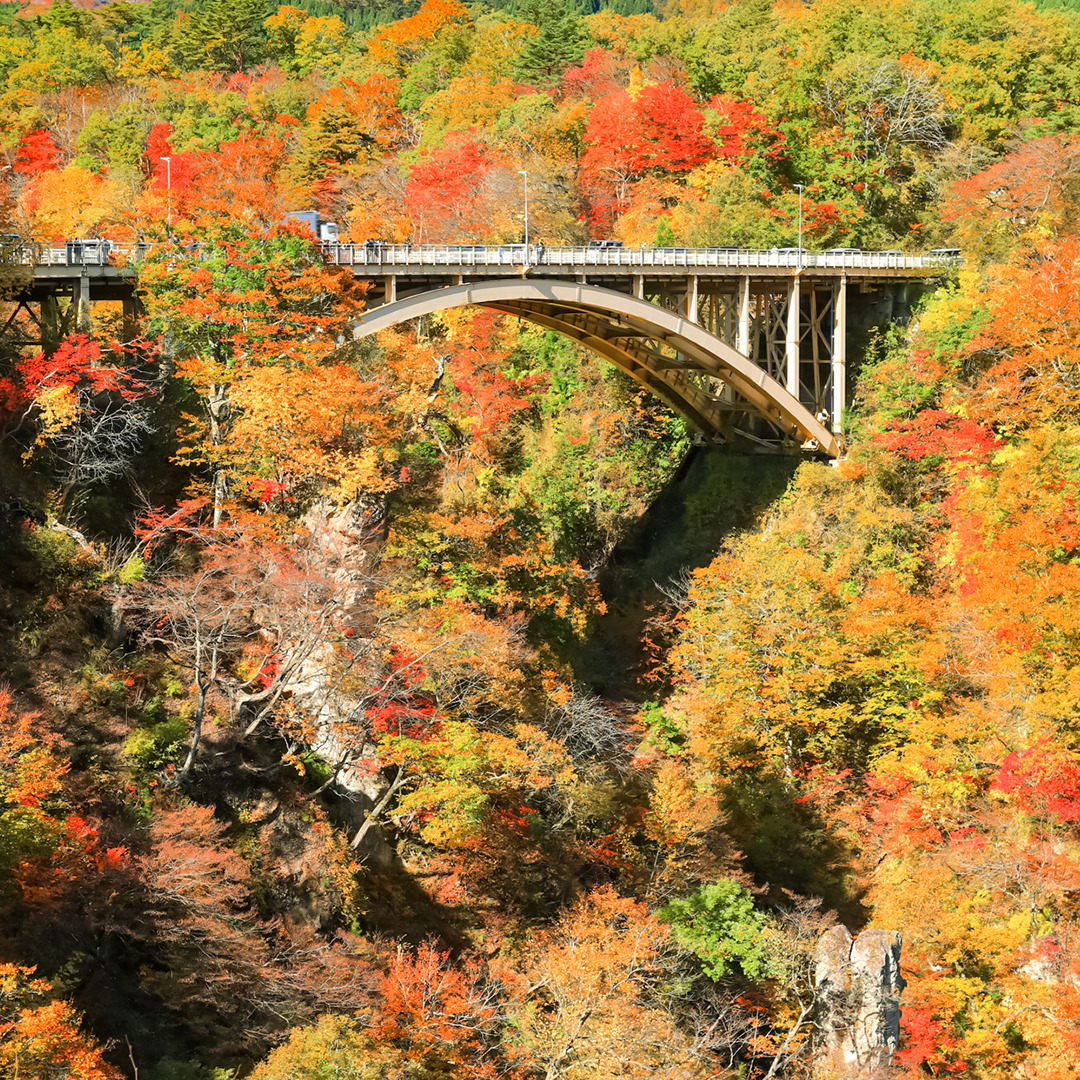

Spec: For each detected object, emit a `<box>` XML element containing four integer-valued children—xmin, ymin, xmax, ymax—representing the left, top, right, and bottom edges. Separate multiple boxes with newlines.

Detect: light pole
<box><xmin>519</xmin><ymin>169</ymin><xmax>529</xmax><ymax>251</ymax></box>
<box><xmin>161</xmin><ymin>155</ymin><xmax>172</xmax><ymax>235</ymax></box>
<box><xmin>794</xmin><ymin>182</ymin><xmax>803</xmax><ymax>270</ymax></box>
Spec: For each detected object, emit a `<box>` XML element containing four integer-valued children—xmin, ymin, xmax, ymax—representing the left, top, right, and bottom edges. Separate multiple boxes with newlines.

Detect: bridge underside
<box><xmin>352</xmin><ymin>279</ymin><xmax>839</xmax><ymax>457</ymax></box>
<box><xmin>1</xmin><ymin>276</ymin><xmax>140</xmax><ymax>351</ymax></box>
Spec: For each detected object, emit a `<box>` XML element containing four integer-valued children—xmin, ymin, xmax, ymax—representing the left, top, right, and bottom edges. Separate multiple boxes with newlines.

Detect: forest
<box><xmin>1</xmin><ymin>0</ymin><xmax>1080</xmax><ymax>1076</ymax></box>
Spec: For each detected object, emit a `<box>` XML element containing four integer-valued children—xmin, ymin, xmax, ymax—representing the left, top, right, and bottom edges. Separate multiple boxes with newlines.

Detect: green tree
<box><xmin>515</xmin><ymin>0</ymin><xmax>588</xmax><ymax>85</ymax></box>
<box><xmin>683</xmin><ymin>0</ymin><xmax>786</xmax><ymax>100</ymax></box>
<box><xmin>168</xmin><ymin>0</ymin><xmax>269</xmax><ymax>73</ymax></box>
<box><xmin>659</xmin><ymin>879</ymin><xmax>782</xmax><ymax>980</ymax></box>
<box><xmin>653</xmin><ymin>214</ymin><xmax>675</xmax><ymax>246</ymax></box>
<box><xmin>76</xmin><ymin>102</ymin><xmax>155</xmax><ymax>174</ymax></box>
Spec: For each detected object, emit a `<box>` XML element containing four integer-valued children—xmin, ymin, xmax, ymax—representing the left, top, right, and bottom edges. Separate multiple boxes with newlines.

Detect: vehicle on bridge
<box><xmin>282</xmin><ymin>210</ymin><xmax>340</xmax><ymax>243</ymax></box>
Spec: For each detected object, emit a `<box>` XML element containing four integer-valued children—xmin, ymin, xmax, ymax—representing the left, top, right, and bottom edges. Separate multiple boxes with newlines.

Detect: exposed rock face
<box><xmin>288</xmin><ymin>500</ymin><xmax>395</xmax><ymax>866</ymax></box>
<box><xmin>815</xmin><ymin>926</ymin><xmax>905</xmax><ymax>1076</ymax></box>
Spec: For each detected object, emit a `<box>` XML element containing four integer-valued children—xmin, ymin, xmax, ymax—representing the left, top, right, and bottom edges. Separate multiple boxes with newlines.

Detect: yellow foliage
<box><xmin>643</xmin><ymin>757</ymin><xmax>719</xmax><ymax>848</ymax></box>
<box><xmin>468</xmin><ymin>18</ymin><xmax>535</xmax><ymax>81</ymax></box>
<box><xmin>366</xmin><ymin>0</ymin><xmax>470</xmax><ymax>73</ymax></box>
<box><xmin>32</xmin><ymin>384</ymin><xmax>79</xmax><ymax>440</ymax></box>
<box><xmin>22</xmin><ymin>165</ymin><xmax>125</xmax><ymax>240</ymax></box>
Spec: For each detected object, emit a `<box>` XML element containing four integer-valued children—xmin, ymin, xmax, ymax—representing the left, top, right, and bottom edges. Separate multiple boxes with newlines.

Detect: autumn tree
<box><xmin>20</xmin><ymin>165</ymin><xmax>124</xmax><ymax>240</ymax></box>
<box><xmin>370</xmin><ymin>942</ymin><xmax>522</xmax><ymax>1078</ymax></box>
<box><xmin>0</xmin><ymin>335</ymin><xmax>158</xmax><ymax>512</ymax></box>
<box><xmin>958</xmin><ymin>237</ymin><xmax>1080</xmax><ymax>429</ymax></box>
<box><xmin>264</xmin><ymin>5</ymin><xmax>346</xmax><ymax>78</ymax></box>
<box><xmin>0</xmin><ymin>964</ymin><xmax>122</xmax><ymax>1080</ymax></box>
<box><xmin>136</xmin><ymin>804</ymin><xmax>374</xmax><ymax>1053</ymax></box>
<box><xmin>0</xmin><ymin>685</ymin><xmax>72</xmax><ymax>902</ymax></box>
<box><xmin>288</xmin><ymin>75</ymin><xmax>405</xmax><ymax>196</ymax></box>
<box><xmin>943</xmin><ymin>133</ymin><xmax>1080</xmax><ymax>259</ymax></box>
<box><xmin>513</xmin><ymin>885</ymin><xmax>708</xmax><ymax>1080</ymax></box>
<box><xmin>579</xmin><ymin>81</ymin><xmax>713</xmax><ymax>230</ymax></box>
<box><xmin>138</xmin><ymin>210</ymin><xmax>381</xmax><ymax>518</ymax></box>
<box><xmin>818</xmin><ymin>54</ymin><xmax>949</xmax><ymax>174</ymax></box>
<box><xmin>668</xmin><ymin>463</ymin><xmax>946</xmax><ymax>783</ymax></box>
<box><xmin>249</xmin><ymin>1013</ymin><xmax>458</xmax><ymax>1080</ymax></box>
<box><xmin>134</xmin><ymin>505</ymin><xmax>372</xmax><ymax>782</ymax></box>
<box><xmin>365</xmin><ymin>0</ymin><xmax>471</xmax><ymax>78</ymax></box>
<box><xmin>404</xmin><ymin>133</ymin><xmax>511</xmax><ymax>242</ymax></box>
<box><xmin>13</xmin><ymin>129</ymin><xmax>64</xmax><ymax>175</ymax></box>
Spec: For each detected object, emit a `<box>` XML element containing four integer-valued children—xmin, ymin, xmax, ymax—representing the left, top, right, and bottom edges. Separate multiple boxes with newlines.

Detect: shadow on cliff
<box><xmin>720</xmin><ymin>767</ymin><xmax>868</xmax><ymax>926</ymax></box>
<box><xmin>568</xmin><ymin>447</ymin><xmax>800</xmax><ymax>700</ymax></box>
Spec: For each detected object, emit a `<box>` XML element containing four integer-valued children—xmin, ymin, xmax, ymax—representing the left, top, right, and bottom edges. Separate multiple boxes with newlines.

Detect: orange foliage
<box><xmin>21</xmin><ymin>166</ymin><xmax>122</xmax><ymax>240</ymax></box>
<box><xmin>960</xmin><ymin>239</ymin><xmax>1080</xmax><ymax>428</ymax></box>
<box><xmin>366</xmin><ymin>0</ymin><xmax>470</xmax><ymax>73</ymax></box>
<box><xmin>0</xmin><ymin>965</ymin><xmax>122</xmax><ymax>1080</ymax></box>
<box><xmin>372</xmin><ymin>942</ymin><xmax>520</xmax><ymax>1079</ymax></box>
<box><xmin>516</xmin><ymin>886</ymin><xmax>706</xmax><ymax>1079</ymax></box>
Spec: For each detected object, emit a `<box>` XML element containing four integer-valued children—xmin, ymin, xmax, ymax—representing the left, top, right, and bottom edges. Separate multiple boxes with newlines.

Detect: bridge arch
<box><xmin>352</xmin><ymin>279</ymin><xmax>838</xmax><ymax>457</ymax></box>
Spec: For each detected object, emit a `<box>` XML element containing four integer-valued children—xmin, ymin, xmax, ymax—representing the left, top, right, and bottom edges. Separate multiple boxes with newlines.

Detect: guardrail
<box><xmin>321</xmin><ymin>244</ymin><xmax>957</xmax><ymax>271</ymax></box>
<box><xmin>9</xmin><ymin>240</ymin><xmax>962</xmax><ymax>272</ymax></box>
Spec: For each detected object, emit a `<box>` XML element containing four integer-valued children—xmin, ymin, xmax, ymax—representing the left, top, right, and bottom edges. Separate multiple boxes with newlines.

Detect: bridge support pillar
<box><xmin>832</xmin><ymin>276</ymin><xmax>847</xmax><ymax>435</ymax></box>
<box><xmin>122</xmin><ymin>296</ymin><xmax>142</xmax><ymax>342</ymax></box>
<box><xmin>686</xmin><ymin>275</ymin><xmax>698</xmax><ymax>323</ymax></box>
<box><xmin>633</xmin><ymin>274</ymin><xmax>644</xmax><ymax>299</ymax></box>
<box><xmin>73</xmin><ymin>278</ymin><xmax>91</xmax><ymax>335</ymax></box>
<box><xmin>40</xmin><ymin>293</ymin><xmax>62</xmax><ymax>353</ymax></box>
<box><xmin>785</xmin><ymin>280</ymin><xmax>800</xmax><ymax>400</ymax></box>
<box><xmin>737</xmin><ymin>276</ymin><xmax>751</xmax><ymax>356</ymax></box>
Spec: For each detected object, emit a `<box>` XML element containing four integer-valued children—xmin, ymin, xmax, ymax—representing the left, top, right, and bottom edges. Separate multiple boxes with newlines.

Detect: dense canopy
<box><xmin>1</xmin><ymin>1</ymin><xmax>1080</xmax><ymax>1078</ymax></box>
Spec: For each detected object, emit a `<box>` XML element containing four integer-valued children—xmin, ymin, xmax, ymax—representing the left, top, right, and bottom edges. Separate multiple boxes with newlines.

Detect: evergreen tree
<box><xmin>168</xmin><ymin>0</ymin><xmax>270</xmax><ymax>73</ymax></box>
<box><xmin>515</xmin><ymin>0</ymin><xmax>589</xmax><ymax>85</ymax></box>
<box><xmin>654</xmin><ymin>215</ymin><xmax>676</xmax><ymax>247</ymax></box>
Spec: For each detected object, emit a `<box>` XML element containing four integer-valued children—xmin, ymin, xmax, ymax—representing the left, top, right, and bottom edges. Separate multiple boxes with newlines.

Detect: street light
<box><xmin>794</xmin><ymin>182</ymin><xmax>803</xmax><ymax>270</ymax></box>
<box><xmin>160</xmin><ymin>155</ymin><xmax>172</xmax><ymax>235</ymax></box>
<box><xmin>518</xmin><ymin>169</ymin><xmax>529</xmax><ymax>250</ymax></box>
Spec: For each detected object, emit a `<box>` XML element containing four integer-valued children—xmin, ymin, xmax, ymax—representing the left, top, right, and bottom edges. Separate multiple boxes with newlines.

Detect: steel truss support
<box><xmin>353</xmin><ymin>278</ymin><xmax>838</xmax><ymax>455</ymax></box>
<box><xmin>2</xmin><ymin>283</ymin><xmax>84</xmax><ymax>352</ymax></box>
<box><xmin>2</xmin><ymin>276</ymin><xmax>145</xmax><ymax>353</ymax></box>
<box><xmin>691</xmin><ymin>277</ymin><xmax>846</xmax><ymax>434</ymax></box>
<box><xmin>831</xmin><ymin>276</ymin><xmax>847</xmax><ymax>434</ymax></box>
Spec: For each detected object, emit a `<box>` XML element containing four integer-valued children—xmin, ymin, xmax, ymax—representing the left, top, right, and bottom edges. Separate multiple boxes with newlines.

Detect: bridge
<box><xmin>3</xmin><ymin>242</ymin><xmax>957</xmax><ymax>457</ymax></box>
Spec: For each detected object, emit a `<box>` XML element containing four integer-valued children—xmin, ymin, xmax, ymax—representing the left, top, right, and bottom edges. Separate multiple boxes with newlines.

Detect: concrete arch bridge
<box><xmin>10</xmin><ymin>242</ymin><xmax>953</xmax><ymax>457</ymax></box>
<box><xmin>354</xmin><ymin>278</ymin><xmax>840</xmax><ymax>455</ymax></box>
<box><xmin>342</xmin><ymin>245</ymin><xmax>952</xmax><ymax>457</ymax></box>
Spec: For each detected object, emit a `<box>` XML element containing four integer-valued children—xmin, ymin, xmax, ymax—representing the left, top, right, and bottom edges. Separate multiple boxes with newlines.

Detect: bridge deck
<box><xmin>17</xmin><ymin>241</ymin><xmax>956</xmax><ymax>281</ymax></box>
<box><xmin>324</xmin><ymin>243</ymin><xmax>953</xmax><ymax>279</ymax></box>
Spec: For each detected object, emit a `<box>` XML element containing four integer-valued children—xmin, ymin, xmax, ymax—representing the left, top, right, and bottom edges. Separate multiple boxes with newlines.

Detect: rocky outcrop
<box><xmin>814</xmin><ymin>926</ymin><xmax>905</xmax><ymax>1076</ymax></box>
<box><xmin>288</xmin><ymin>499</ymin><xmax>395</xmax><ymax>866</ymax></box>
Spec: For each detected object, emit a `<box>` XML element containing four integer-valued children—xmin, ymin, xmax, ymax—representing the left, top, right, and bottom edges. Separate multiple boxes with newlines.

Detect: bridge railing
<box><xmin>16</xmin><ymin>240</ymin><xmax>961</xmax><ymax>272</ymax></box>
<box><xmin>30</xmin><ymin>241</ymin><xmax>116</xmax><ymax>266</ymax></box>
<box><xmin>320</xmin><ymin>243</ymin><xmax>954</xmax><ymax>272</ymax></box>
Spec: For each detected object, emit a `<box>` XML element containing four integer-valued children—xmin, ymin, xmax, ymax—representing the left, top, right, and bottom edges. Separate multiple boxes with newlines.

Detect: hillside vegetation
<box><xmin>1</xmin><ymin>0</ymin><xmax>1080</xmax><ymax>1078</ymax></box>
